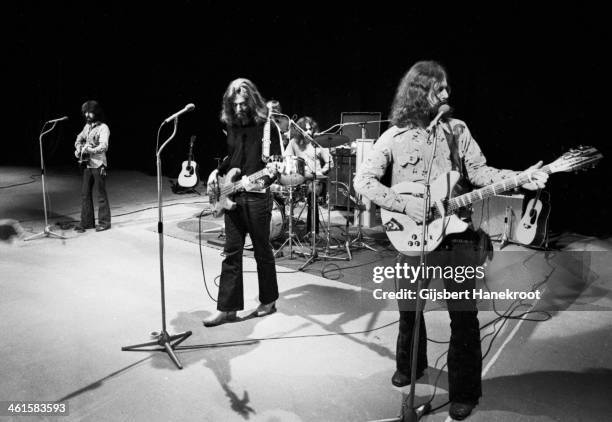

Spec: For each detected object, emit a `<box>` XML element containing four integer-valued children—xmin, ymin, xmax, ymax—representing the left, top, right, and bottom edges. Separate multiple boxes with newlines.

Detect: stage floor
<box><xmin>1</xmin><ymin>166</ymin><xmax>611</xmax><ymax>422</ymax></box>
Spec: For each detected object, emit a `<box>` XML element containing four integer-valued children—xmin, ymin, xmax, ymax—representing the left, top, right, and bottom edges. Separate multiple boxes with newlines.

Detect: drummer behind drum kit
<box><xmin>206</xmin><ymin>133</ymin><xmax>377</xmax><ymax>266</ymax></box>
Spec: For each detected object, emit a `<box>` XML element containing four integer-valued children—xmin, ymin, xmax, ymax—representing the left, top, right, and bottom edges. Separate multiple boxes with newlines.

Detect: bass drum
<box><xmin>269</xmin><ymin>198</ymin><xmax>286</xmax><ymax>241</ymax></box>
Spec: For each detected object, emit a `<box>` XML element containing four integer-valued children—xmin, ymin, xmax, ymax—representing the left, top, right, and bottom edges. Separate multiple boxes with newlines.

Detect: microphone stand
<box><xmin>25</xmin><ymin>121</ymin><xmax>67</xmax><ymax>241</ymax></box>
<box><xmin>401</xmin><ymin>124</ymin><xmax>439</xmax><ymax>422</ymax></box>
<box><xmin>122</xmin><ymin>117</ymin><xmax>192</xmax><ymax>369</ymax></box>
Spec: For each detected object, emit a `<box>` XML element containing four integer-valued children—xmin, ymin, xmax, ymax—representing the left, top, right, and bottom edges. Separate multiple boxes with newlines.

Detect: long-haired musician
<box><xmin>354</xmin><ymin>61</ymin><xmax>548</xmax><ymax>420</ymax></box>
<box><xmin>204</xmin><ymin>78</ymin><xmax>282</xmax><ymax>327</ymax></box>
<box><xmin>283</xmin><ymin>116</ymin><xmax>333</xmax><ymax>237</ymax></box>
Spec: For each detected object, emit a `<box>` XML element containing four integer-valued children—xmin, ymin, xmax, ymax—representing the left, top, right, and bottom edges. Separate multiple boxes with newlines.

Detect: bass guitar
<box><xmin>178</xmin><ymin>135</ymin><xmax>199</xmax><ymax>188</ymax></box>
<box><xmin>208</xmin><ymin>162</ymin><xmax>282</xmax><ymax>218</ymax></box>
<box><xmin>381</xmin><ymin>146</ymin><xmax>602</xmax><ymax>256</ymax></box>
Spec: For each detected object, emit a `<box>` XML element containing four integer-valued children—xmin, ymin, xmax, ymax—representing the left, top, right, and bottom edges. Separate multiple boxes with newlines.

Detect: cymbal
<box><xmin>313</xmin><ymin>134</ymin><xmax>350</xmax><ymax>148</ymax></box>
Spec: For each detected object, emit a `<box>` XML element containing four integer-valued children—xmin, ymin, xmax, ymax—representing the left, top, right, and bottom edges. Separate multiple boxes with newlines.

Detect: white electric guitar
<box><xmin>208</xmin><ymin>162</ymin><xmax>282</xmax><ymax>218</ymax></box>
<box><xmin>381</xmin><ymin>146</ymin><xmax>602</xmax><ymax>255</ymax></box>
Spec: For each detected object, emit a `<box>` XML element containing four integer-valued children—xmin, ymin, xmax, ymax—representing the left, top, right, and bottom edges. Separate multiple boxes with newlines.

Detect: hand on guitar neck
<box><xmin>381</xmin><ymin>146</ymin><xmax>602</xmax><ymax>255</ymax></box>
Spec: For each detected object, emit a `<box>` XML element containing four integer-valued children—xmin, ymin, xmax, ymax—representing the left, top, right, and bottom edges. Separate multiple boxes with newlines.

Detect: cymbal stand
<box><xmin>299</xmin><ymin>139</ymin><xmax>349</xmax><ymax>271</ymax></box>
<box><xmin>274</xmin><ymin>185</ymin><xmax>304</xmax><ymax>259</ymax></box>
<box><xmin>322</xmin><ymin>182</ymin><xmax>351</xmax><ymax>261</ymax></box>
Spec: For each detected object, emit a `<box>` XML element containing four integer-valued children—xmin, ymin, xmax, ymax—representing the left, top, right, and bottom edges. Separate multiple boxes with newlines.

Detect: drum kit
<box><xmin>265</xmin><ymin>133</ymin><xmax>375</xmax><ymax>269</ymax></box>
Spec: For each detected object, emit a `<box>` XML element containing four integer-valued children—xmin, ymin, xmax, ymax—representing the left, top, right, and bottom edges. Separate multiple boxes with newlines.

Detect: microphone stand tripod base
<box><xmin>122</xmin><ymin>329</ymin><xmax>192</xmax><ymax>369</ymax></box>
<box><xmin>24</xmin><ymin>225</ymin><xmax>66</xmax><ymax>241</ymax></box>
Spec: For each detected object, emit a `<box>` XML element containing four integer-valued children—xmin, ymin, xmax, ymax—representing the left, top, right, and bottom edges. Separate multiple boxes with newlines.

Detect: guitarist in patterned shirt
<box><xmin>354</xmin><ymin>61</ymin><xmax>548</xmax><ymax>420</ymax></box>
<box><xmin>74</xmin><ymin>100</ymin><xmax>111</xmax><ymax>233</ymax></box>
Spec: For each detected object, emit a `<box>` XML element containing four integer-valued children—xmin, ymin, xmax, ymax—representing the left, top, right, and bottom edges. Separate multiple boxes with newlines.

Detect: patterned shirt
<box><xmin>353</xmin><ymin>118</ymin><xmax>519</xmax><ymax>214</ymax></box>
<box><xmin>74</xmin><ymin>122</ymin><xmax>110</xmax><ymax>168</ymax></box>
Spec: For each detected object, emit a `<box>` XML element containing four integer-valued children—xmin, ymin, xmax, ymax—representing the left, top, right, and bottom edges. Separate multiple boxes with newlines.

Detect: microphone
<box><xmin>425</xmin><ymin>104</ymin><xmax>451</xmax><ymax>134</ymax></box>
<box><xmin>163</xmin><ymin>103</ymin><xmax>195</xmax><ymax>124</ymax></box>
<box><xmin>46</xmin><ymin>116</ymin><xmax>68</xmax><ymax>123</ymax></box>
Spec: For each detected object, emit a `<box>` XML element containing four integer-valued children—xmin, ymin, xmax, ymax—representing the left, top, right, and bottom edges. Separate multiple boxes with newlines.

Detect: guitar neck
<box><xmin>446</xmin><ymin>165</ymin><xmax>552</xmax><ymax>213</ymax></box>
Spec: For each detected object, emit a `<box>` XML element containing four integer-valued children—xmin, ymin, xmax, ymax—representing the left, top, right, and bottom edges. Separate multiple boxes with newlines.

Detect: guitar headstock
<box><xmin>548</xmin><ymin>146</ymin><xmax>603</xmax><ymax>174</ymax></box>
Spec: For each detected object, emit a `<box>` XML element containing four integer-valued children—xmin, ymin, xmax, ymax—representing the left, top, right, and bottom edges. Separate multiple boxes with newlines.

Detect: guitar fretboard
<box><xmin>439</xmin><ymin>165</ymin><xmax>552</xmax><ymax>216</ymax></box>
<box><xmin>218</xmin><ymin>168</ymin><xmax>269</xmax><ymax>197</ymax></box>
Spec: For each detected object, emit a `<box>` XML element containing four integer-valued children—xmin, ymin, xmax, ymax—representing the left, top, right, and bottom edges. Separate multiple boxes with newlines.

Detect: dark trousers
<box><xmin>217</xmin><ymin>191</ymin><xmax>278</xmax><ymax>311</ymax></box>
<box><xmin>396</xmin><ymin>231</ymin><xmax>484</xmax><ymax>405</ymax></box>
<box><xmin>305</xmin><ymin>181</ymin><xmax>325</xmax><ymax>234</ymax></box>
<box><xmin>80</xmin><ymin>167</ymin><xmax>110</xmax><ymax>228</ymax></box>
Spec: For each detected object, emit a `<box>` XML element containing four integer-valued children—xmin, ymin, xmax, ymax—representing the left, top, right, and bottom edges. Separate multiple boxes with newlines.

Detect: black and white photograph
<box><xmin>2</xmin><ymin>3</ymin><xmax>611</xmax><ymax>421</ymax></box>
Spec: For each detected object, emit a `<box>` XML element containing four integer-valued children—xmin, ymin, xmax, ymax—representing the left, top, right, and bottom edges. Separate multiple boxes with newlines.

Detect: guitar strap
<box><xmin>443</xmin><ymin>122</ymin><xmax>471</xmax><ymax>194</ymax></box>
<box><xmin>443</xmin><ymin>122</ymin><xmax>474</xmax><ymax>224</ymax></box>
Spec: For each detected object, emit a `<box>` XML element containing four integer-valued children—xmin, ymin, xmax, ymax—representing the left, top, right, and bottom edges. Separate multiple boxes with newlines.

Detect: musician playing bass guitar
<box><xmin>353</xmin><ymin>61</ymin><xmax>548</xmax><ymax>420</ymax></box>
<box><xmin>204</xmin><ymin>78</ymin><xmax>282</xmax><ymax>327</ymax></box>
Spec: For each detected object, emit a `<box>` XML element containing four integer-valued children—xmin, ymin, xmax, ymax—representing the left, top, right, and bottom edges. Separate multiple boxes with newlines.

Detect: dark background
<box><xmin>5</xmin><ymin>2</ymin><xmax>610</xmax><ymax>236</ymax></box>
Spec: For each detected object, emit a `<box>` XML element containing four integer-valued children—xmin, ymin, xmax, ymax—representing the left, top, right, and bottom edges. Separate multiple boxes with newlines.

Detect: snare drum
<box><xmin>269</xmin><ymin>198</ymin><xmax>285</xmax><ymax>241</ymax></box>
<box><xmin>270</xmin><ymin>155</ymin><xmax>307</xmax><ymax>186</ymax></box>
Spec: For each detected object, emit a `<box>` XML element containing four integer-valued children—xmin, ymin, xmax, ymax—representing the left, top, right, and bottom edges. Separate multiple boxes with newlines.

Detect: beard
<box><xmin>234</xmin><ymin>108</ymin><xmax>254</xmax><ymax>127</ymax></box>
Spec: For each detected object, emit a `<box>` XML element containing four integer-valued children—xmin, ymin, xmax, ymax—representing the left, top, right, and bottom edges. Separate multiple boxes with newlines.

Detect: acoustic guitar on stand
<box><xmin>381</xmin><ymin>146</ymin><xmax>602</xmax><ymax>256</ymax></box>
<box><xmin>515</xmin><ymin>189</ymin><xmax>551</xmax><ymax>247</ymax></box>
<box><xmin>178</xmin><ymin>135</ymin><xmax>199</xmax><ymax>188</ymax></box>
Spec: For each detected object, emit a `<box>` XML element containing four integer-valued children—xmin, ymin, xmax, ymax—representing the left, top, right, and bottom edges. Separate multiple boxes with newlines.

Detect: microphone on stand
<box><xmin>46</xmin><ymin>116</ymin><xmax>68</xmax><ymax>123</ymax></box>
<box><xmin>163</xmin><ymin>103</ymin><xmax>195</xmax><ymax>124</ymax></box>
<box><xmin>425</xmin><ymin>104</ymin><xmax>451</xmax><ymax>134</ymax></box>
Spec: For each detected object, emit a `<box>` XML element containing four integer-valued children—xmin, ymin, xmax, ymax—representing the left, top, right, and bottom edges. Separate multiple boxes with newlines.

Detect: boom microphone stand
<box><xmin>122</xmin><ymin>113</ymin><xmax>192</xmax><ymax>369</ymax></box>
<box><xmin>25</xmin><ymin>119</ymin><xmax>68</xmax><ymax>241</ymax></box>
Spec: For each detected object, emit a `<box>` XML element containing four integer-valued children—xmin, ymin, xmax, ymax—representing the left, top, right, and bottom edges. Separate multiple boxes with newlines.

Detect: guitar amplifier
<box><xmin>327</xmin><ymin>149</ymin><xmax>356</xmax><ymax>208</ymax></box>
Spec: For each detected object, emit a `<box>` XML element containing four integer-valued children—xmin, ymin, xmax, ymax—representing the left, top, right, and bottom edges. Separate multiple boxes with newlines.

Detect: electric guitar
<box><xmin>381</xmin><ymin>146</ymin><xmax>602</xmax><ymax>256</ymax></box>
<box><xmin>208</xmin><ymin>162</ymin><xmax>282</xmax><ymax>218</ymax></box>
<box><xmin>515</xmin><ymin>189</ymin><xmax>551</xmax><ymax>247</ymax></box>
<box><xmin>178</xmin><ymin>135</ymin><xmax>199</xmax><ymax>188</ymax></box>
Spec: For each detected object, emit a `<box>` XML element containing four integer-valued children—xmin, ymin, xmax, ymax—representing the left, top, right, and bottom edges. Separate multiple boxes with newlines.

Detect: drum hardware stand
<box><xmin>25</xmin><ymin>119</ymin><xmax>68</xmax><ymax>241</ymax></box>
<box><xmin>350</xmin><ymin>193</ymin><xmax>378</xmax><ymax>252</ymax></box>
<box><xmin>299</xmin><ymin>140</ymin><xmax>350</xmax><ymax>271</ymax></box>
<box><xmin>332</xmin><ymin>181</ymin><xmax>378</xmax><ymax>253</ymax></box>
<box><xmin>321</xmin><ymin>187</ymin><xmax>352</xmax><ymax>261</ymax></box>
<box><xmin>274</xmin><ymin>185</ymin><xmax>304</xmax><ymax>259</ymax></box>
<box><xmin>122</xmin><ymin>115</ymin><xmax>192</xmax><ymax>369</ymax></box>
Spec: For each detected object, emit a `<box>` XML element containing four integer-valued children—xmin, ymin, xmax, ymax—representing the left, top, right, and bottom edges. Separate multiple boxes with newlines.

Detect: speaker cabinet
<box><xmin>327</xmin><ymin>149</ymin><xmax>356</xmax><ymax>208</ymax></box>
<box><xmin>340</xmin><ymin>112</ymin><xmax>382</xmax><ymax>142</ymax></box>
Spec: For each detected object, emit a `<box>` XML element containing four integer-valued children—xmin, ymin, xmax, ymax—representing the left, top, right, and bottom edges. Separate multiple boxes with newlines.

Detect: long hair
<box><xmin>220</xmin><ymin>78</ymin><xmax>268</xmax><ymax>126</ymax></box>
<box><xmin>389</xmin><ymin>61</ymin><xmax>449</xmax><ymax>128</ymax></box>
<box><xmin>81</xmin><ymin>100</ymin><xmax>105</xmax><ymax>122</ymax></box>
<box><xmin>291</xmin><ymin>116</ymin><xmax>319</xmax><ymax>144</ymax></box>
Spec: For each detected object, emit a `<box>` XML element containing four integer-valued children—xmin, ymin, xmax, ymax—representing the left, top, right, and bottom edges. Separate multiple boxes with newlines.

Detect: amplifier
<box><xmin>327</xmin><ymin>151</ymin><xmax>356</xmax><ymax>208</ymax></box>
